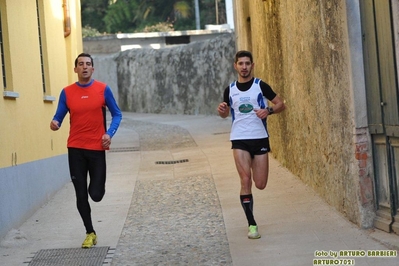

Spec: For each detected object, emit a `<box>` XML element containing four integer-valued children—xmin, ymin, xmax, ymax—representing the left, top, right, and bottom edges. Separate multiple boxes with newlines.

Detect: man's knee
<box><xmin>255</xmin><ymin>181</ymin><xmax>267</xmax><ymax>190</ymax></box>
<box><xmin>90</xmin><ymin>191</ymin><xmax>105</xmax><ymax>202</ymax></box>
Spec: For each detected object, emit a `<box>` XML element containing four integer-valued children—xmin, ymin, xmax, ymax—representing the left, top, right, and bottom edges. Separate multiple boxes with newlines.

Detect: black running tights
<box><xmin>68</xmin><ymin>148</ymin><xmax>106</xmax><ymax>234</ymax></box>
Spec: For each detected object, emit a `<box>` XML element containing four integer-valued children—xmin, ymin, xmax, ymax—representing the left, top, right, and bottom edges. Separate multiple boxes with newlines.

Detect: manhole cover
<box><xmin>28</xmin><ymin>246</ymin><xmax>110</xmax><ymax>266</ymax></box>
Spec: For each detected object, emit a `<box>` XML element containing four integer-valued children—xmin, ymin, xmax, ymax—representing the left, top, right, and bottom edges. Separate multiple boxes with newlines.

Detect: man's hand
<box><xmin>50</xmin><ymin>120</ymin><xmax>60</xmax><ymax>131</ymax></box>
<box><xmin>102</xmin><ymin>134</ymin><xmax>111</xmax><ymax>149</ymax></box>
<box><xmin>254</xmin><ymin>109</ymin><xmax>267</xmax><ymax>119</ymax></box>
<box><xmin>218</xmin><ymin>102</ymin><xmax>229</xmax><ymax>118</ymax></box>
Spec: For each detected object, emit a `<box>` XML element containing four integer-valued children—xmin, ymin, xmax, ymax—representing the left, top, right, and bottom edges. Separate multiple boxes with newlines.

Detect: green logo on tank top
<box><xmin>238</xmin><ymin>104</ymin><xmax>253</xmax><ymax>113</ymax></box>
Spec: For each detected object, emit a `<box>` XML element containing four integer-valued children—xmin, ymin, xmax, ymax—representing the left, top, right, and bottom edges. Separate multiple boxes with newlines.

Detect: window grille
<box><xmin>0</xmin><ymin>12</ymin><xmax>6</xmax><ymax>89</ymax></box>
<box><xmin>36</xmin><ymin>0</ymin><xmax>46</xmax><ymax>93</ymax></box>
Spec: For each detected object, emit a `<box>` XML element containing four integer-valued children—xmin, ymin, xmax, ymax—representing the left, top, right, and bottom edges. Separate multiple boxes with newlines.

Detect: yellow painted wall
<box><xmin>0</xmin><ymin>0</ymin><xmax>82</xmax><ymax>168</ymax></box>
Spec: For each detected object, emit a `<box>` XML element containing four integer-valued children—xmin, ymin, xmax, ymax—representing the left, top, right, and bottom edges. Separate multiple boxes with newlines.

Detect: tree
<box><xmin>81</xmin><ymin>0</ymin><xmax>227</xmax><ymax>34</ymax></box>
<box><xmin>200</xmin><ymin>0</ymin><xmax>226</xmax><ymax>27</ymax></box>
<box><xmin>104</xmin><ymin>0</ymin><xmax>193</xmax><ymax>33</ymax></box>
<box><xmin>81</xmin><ymin>0</ymin><xmax>110</xmax><ymax>33</ymax></box>
<box><xmin>103</xmin><ymin>0</ymin><xmax>141</xmax><ymax>33</ymax></box>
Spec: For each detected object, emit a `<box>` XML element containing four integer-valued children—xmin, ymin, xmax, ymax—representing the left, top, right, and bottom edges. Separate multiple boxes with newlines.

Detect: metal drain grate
<box><xmin>213</xmin><ymin>132</ymin><xmax>230</xmax><ymax>135</ymax></box>
<box><xmin>27</xmin><ymin>246</ymin><xmax>110</xmax><ymax>266</ymax></box>
<box><xmin>155</xmin><ymin>159</ymin><xmax>189</xmax><ymax>164</ymax></box>
<box><xmin>108</xmin><ymin>147</ymin><xmax>140</xmax><ymax>152</ymax></box>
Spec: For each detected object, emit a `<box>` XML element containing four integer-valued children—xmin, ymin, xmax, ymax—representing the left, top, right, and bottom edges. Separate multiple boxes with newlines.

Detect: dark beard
<box><xmin>239</xmin><ymin>72</ymin><xmax>251</xmax><ymax>79</ymax></box>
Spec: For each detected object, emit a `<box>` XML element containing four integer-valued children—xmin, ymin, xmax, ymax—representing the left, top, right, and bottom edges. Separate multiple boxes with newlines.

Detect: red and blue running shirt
<box><xmin>52</xmin><ymin>79</ymin><xmax>122</xmax><ymax>151</ymax></box>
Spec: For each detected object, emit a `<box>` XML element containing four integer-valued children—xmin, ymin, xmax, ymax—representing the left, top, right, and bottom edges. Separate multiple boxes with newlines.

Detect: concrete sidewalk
<box><xmin>1</xmin><ymin>112</ymin><xmax>399</xmax><ymax>266</ymax></box>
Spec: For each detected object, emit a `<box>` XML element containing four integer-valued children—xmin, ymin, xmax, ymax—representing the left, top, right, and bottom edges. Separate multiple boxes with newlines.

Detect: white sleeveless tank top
<box><xmin>229</xmin><ymin>78</ymin><xmax>269</xmax><ymax>140</ymax></box>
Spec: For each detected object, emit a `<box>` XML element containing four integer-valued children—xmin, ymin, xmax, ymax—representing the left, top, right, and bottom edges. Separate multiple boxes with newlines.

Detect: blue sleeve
<box><xmin>104</xmin><ymin>86</ymin><xmax>122</xmax><ymax>138</ymax></box>
<box><xmin>52</xmin><ymin>89</ymin><xmax>69</xmax><ymax>127</ymax></box>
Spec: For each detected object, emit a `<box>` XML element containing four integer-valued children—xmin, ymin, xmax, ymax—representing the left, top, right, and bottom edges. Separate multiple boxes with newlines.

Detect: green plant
<box><xmin>82</xmin><ymin>25</ymin><xmax>103</xmax><ymax>38</ymax></box>
<box><xmin>140</xmin><ymin>21</ymin><xmax>174</xmax><ymax>33</ymax></box>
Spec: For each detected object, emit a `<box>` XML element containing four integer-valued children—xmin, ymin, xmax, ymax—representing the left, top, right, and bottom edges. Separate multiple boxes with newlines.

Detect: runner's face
<box><xmin>74</xmin><ymin>57</ymin><xmax>94</xmax><ymax>82</ymax></box>
<box><xmin>234</xmin><ymin>57</ymin><xmax>253</xmax><ymax>79</ymax></box>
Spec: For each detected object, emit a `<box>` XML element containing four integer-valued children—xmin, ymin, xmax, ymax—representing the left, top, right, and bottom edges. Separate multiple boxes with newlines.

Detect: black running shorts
<box><xmin>231</xmin><ymin>138</ymin><xmax>271</xmax><ymax>158</ymax></box>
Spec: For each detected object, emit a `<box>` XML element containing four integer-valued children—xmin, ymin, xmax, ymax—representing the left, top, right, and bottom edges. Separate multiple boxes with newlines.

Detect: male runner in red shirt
<box><xmin>50</xmin><ymin>53</ymin><xmax>122</xmax><ymax>248</ymax></box>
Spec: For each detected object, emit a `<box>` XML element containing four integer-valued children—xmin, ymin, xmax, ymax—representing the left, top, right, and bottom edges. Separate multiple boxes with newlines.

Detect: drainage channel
<box><xmin>108</xmin><ymin>147</ymin><xmax>140</xmax><ymax>152</ymax></box>
<box><xmin>155</xmin><ymin>159</ymin><xmax>189</xmax><ymax>165</ymax></box>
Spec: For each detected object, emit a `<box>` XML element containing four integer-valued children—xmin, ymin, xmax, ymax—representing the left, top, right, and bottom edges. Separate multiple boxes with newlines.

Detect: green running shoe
<box><xmin>248</xmin><ymin>225</ymin><xmax>261</xmax><ymax>239</ymax></box>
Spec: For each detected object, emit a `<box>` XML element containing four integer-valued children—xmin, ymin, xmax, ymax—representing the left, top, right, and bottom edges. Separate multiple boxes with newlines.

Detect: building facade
<box><xmin>0</xmin><ymin>0</ymin><xmax>82</xmax><ymax>239</ymax></box>
<box><xmin>232</xmin><ymin>0</ymin><xmax>399</xmax><ymax>235</ymax></box>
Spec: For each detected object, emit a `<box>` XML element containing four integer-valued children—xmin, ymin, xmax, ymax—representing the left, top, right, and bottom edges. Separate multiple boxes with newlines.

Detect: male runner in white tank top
<box><xmin>217</xmin><ymin>50</ymin><xmax>286</xmax><ymax>239</ymax></box>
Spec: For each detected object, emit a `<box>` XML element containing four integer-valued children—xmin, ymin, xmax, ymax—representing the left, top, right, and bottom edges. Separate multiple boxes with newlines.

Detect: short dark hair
<box><xmin>235</xmin><ymin>50</ymin><xmax>253</xmax><ymax>63</ymax></box>
<box><xmin>75</xmin><ymin>53</ymin><xmax>93</xmax><ymax>67</ymax></box>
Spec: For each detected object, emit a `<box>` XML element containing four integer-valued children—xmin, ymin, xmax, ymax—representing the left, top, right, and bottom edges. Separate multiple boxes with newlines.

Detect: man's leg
<box><xmin>87</xmin><ymin>150</ymin><xmax>106</xmax><ymax>202</ymax></box>
<box><xmin>252</xmin><ymin>153</ymin><xmax>269</xmax><ymax>190</ymax></box>
<box><xmin>233</xmin><ymin>149</ymin><xmax>253</xmax><ymax>195</ymax></box>
<box><xmin>233</xmin><ymin>149</ymin><xmax>260</xmax><ymax>238</ymax></box>
<box><xmin>72</xmin><ymin>150</ymin><xmax>106</xmax><ymax>248</ymax></box>
<box><xmin>68</xmin><ymin>148</ymin><xmax>95</xmax><ymax>234</ymax></box>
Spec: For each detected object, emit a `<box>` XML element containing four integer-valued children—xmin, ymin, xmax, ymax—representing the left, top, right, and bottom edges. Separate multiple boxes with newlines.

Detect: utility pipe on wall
<box><xmin>63</xmin><ymin>0</ymin><xmax>71</xmax><ymax>37</ymax></box>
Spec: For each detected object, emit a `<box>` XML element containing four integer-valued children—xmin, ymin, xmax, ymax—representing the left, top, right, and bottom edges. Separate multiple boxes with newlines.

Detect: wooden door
<box><xmin>360</xmin><ymin>0</ymin><xmax>399</xmax><ymax>234</ymax></box>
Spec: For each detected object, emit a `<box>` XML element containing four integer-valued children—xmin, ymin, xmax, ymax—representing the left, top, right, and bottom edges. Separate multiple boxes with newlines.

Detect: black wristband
<box><xmin>266</xmin><ymin>107</ymin><xmax>274</xmax><ymax>115</ymax></box>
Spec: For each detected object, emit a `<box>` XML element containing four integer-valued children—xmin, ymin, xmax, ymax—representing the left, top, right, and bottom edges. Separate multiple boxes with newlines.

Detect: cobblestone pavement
<box><xmin>111</xmin><ymin>175</ymin><xmax>232</xmax><ymax>266</ymax></box>
<box><xmin>119</xmin><ymin>118</ymin><xmax>198</xmax><ymax>151</ymax></box>
<box><xmin>111</xmin><ymin>115</ymin><xmax>232</xmax><ymax>265</ymax></box>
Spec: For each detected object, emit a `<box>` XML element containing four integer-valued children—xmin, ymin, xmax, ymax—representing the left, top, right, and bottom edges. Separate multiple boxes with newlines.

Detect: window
<box><xmin>165</xmin><ymin>36</ymin><xmax>190</xmax><ymax>45</ymax></box>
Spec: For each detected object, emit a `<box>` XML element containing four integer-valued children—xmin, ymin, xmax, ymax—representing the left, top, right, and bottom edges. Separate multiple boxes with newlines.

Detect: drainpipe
<box><xmin>63</xmin><ymin>0</ymin><xmax>71</xmax><ymax>37</ymax></box>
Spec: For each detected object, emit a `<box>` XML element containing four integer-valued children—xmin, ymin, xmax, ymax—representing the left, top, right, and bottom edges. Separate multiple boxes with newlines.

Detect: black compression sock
<box><xmin>240</xmin><ymin>194</ymin><xmax>257</xmax><ymax>226</ymax></box>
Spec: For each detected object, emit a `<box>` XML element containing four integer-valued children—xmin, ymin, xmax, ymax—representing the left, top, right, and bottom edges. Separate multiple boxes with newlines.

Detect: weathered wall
<box><xmin>235</xmin><ymin>0</ymin><xmax>367</xmax><ymax>225</ymax></box>
<box><xmin>114</xmin><ymin>33</ymin><xmax>236</xmax><ymax>115</ymax></box>
<box><xmin>84</xmin><ymin>28</ymin><xmax>233</xmax><ymax>53</ymax></box>
<box><xmin>92</xmin><ymin>53</ymin><xmax>119</xmax><ymax>103</ymax></box>
<box><xmin>0</xmin><ymin>0</ymin><xmax>81</xmax><ymax>239</ymax></box>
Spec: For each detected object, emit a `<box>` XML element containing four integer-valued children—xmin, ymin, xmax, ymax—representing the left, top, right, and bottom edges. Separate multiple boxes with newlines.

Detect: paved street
<box><xmin>1</xmin><ymin>112</ymin><xmax>399</xmax><ymax>266</ymax></box>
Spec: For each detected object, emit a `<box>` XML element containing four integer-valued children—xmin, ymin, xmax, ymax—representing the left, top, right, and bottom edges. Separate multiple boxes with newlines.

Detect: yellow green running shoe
<box><xmin>248</xmin><ymin>225</ymin><xmax>261</xmax><ymax>239</ymax></box>
<box><xmin>82</xmin><ymin>232</ymin><xmax>97</xmax><ymax>248</ymax></box>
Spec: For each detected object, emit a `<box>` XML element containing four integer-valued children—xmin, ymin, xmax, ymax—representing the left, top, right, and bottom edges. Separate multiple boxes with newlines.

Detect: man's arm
<box><xmin>269</xmin><ymin>95</ymin><xmax>286</xmax><ymax>114</ymax></box>
<box><xmin>50</xmin><ymin>89</ymin><xmax>68</xmax><ymax>130</ymax></box>
<box><xmin>217</xmin><ymin>87</ymin><xmax>230</xmax><ymax>118</ymax></box>
<box><xmin>254</xmin><ymin>95</ymin><xmax>286</xmax><ymax>119</ymax></box>
<box><xmin>104</xmin><ymin>86</ymin><xmax>122</xmax><ymax>138</ymax></box>
<box><xmin>259</xmin><ymin>81</ymin><xmax>286</xmax><ymax>115</ymax></box>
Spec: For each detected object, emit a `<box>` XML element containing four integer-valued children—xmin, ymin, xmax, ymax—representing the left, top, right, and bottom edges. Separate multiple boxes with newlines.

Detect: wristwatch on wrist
<box><xmin>266</xmin><ymin>107</ymin><xmax>274</xmax><ymax>115</ymax></box>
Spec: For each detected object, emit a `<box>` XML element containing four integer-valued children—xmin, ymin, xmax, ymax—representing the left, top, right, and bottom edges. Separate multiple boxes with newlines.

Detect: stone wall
<box><xmin>92</xmin><ymin>54</ymin><xmax>119</xmax><ymax>103</ymax></box>
<box><xmin>114</xmin><ymin>33</ymin><xmax>236</xmax><ymax>115</ymax></box>
<box><xmin>84</xmin><ymin>28</ymin><xmax>233</xmax><ymax>53</ymax></box>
